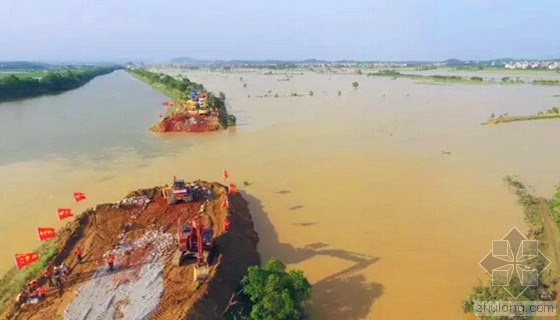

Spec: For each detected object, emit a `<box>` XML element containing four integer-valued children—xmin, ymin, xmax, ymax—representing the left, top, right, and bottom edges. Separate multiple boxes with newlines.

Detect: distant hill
<box><xmin>170</xmin><ymin>57</ymin><xmax>336</xmax><ymax>66</ymax></box>
<box><xmin>170</xmin><ymin>57</ymin><xmax>214</xmax><ymax>65</ymax></box>
<box><xmin>168</xmin><ymin>57</ymin><xmax>479</xmax><ymax>66</ymax></box>
<box><xmin>443</xmin><ymin>59</ymin><xmax>464</xmax><ymax>66</ymax></box>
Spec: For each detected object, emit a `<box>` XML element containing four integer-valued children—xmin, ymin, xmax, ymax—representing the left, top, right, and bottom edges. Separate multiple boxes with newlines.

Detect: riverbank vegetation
<box><xmin>225</xmin><ymin>258</ymin><xmax>311</xmax><ymax>320</ymax></box>
<box><xmin>366</xmin><ymin>69</ymin><xmax>560</xmax><ymax>86</ymax></box>
<box><xmin>483</xmin><ymin>107</ymin><xmax>560</xmax><ymax>125</ymax></box>
<box><xmin>366</xmin><ymin>69</ymin><xmax>487</xmax><ymax>84</ymax></box>
<box><xmin>462</xmin><ymin>176</ymin><xmax>559</xmax><ymax>319</ymax></box>
<box><xmin>533</xmin><ymin>79</ymin><xmax>560</xmax><ymax>85</ymax></box>
<box><xmin>550</xmin><ymin>184</ymin><xmax>560</xmax><ymax>229</ymax></box>
<box><xmin>0</xmin><ymin>71</ymin><xmax>49</xmax><ymax>80</ymax></box>
<box><xmin>0</xmin><ymin>67</ymin><xmax>119</xmax><ymax>103</ymax></box>
<box><xmin>127</xmin><ymin>67</ymin><xmax>236</xmax><ymax>127</ymax></box>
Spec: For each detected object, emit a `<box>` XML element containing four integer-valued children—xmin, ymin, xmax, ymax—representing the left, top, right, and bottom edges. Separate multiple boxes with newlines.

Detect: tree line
<box><xmin>127</xmin><ymin>67</ymin><xmax>205</xmax><ymax>94</ymax></box>
<box><xmin>0</xmin><ymin>67</ymin><xmax>119</xmax><ymax>103</ymax></box>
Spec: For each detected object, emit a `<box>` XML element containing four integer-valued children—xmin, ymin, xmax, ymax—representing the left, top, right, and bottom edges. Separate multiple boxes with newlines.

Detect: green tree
<box><xmin>352</xmin><ymin>81</ymin><xmax>359</xmax><ymax>89</ymax></box>
<box><xmin>241</xmin><ymin>258</ymin><xmax>311</xmax><ymax>320</ymax></box>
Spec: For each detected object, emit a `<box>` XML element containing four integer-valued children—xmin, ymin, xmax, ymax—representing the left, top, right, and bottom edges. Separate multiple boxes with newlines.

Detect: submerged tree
<box><xmin>352</xmin><ymin>81</ymin><xmax>359</xmax><ymax>89</ymax></box>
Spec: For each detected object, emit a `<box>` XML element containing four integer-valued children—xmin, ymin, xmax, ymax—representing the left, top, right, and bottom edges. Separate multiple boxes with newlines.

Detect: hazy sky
<box><xmin>1</xmin><ymin>0</ymin><xmax>559</xmax><ymax>62</ymax></box>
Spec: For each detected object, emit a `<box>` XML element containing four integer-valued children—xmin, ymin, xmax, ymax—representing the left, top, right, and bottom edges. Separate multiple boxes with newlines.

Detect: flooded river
<box><xmin>1</xmin><ymin>69</ymin><xmax>560</xmax><ymax>319</ymax></box>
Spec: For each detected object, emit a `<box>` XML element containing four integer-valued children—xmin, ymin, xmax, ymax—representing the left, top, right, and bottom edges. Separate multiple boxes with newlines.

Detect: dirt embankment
<box><xmin>0</xmin><ymin>181</ymin><xmax>260</xmax><ymax>320</ymax></box>
<box><xmin>150</xmin><ymin>113</ymin><xmax>224</xmax><ymax>133</ymax></box>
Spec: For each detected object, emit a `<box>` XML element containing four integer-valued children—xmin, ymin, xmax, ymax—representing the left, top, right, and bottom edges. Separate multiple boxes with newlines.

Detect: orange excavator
<box><xmin>173</xmin><ymin>215</ymin><xmax>214</xmax><ymax>282</ymax></box>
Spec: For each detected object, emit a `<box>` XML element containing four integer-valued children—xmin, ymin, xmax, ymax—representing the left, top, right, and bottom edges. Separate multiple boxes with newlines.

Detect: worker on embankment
<box><xmin>41</xmin><ymin>267</ymin><xmax>54</xmax><ymax>287</ymax></box>
<box><xmin>15</xmin><ymin>290</ymin><xmax>28</xmax><ymax>310</ymax></box>
<box><xmin>59</xmin><ymin>262</ymin><xmax>69</xmax><ymax>276</ymax></box>
<box><xmin>53</xmin><ymin>266</ymin><xmax>63</xmax><ymax>288</ymax></box>
<box><xmin>107</xmin><ymin>253</ymin><xmax>115</xmax><ymax>272</ymax></box>
<box><xmin>74</xmin><ymin>247</ymin><xmax>83</xmax><ymax>264</ymax></box>
<box><xmin>27</xmin><ymin>279</ymin><xmax>38</xmax><ymax>292</ymax></box>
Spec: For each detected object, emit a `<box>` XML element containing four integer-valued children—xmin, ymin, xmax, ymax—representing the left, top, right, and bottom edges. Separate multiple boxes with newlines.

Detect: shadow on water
<box><xmin>240</xmin><ymin>191</ymin><xmax>384</xmax><ymax>320</ymax></box>
<box><xmin>288</xmin><ymin>205</ymin><xmax>304</xmax><ymax>210</ymax></box>
<box><xmin>292</xmin><ymin>222</ymin><xmax>318</xmax><ymax>227</ymax></box>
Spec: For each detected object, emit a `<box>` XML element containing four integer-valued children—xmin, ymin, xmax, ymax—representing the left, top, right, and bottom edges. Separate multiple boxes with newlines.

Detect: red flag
<box><xmin>73</xmin><ymin>192</ymin><xmax>86</xmax><ymax>202</ymax></box>
<box><xmin>222</xmin><ymin>197</ymin><xmax>229</xmax><ymax>208</ymax></box>
<box><xmin>223</xmin><ymin>170</ymin><xmax>229</xmax><ymax>179</ymax></box>
<box><xmin>57</xmin><ymin>208</ymin><xmax>73</xmax><ymax>221</ymax></box>
<box><xmin>37</xmin><ymin>227</ymin><xmax>56</xmax><ymax>241</ymax></box>
<box><xmin>228</xmin><ymin>183</ymin><xmax>237</xmax><ymax>195</ymax></box>
<box><xmin>14</xmin><ymin>253</ymin><xmax>39</xmax><ymax>269</ymax></box>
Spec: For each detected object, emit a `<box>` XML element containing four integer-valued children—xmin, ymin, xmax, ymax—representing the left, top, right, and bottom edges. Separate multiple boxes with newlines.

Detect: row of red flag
<box><xmin>15</xmin><ymin>171</ymin><xmax>234</xmax><ymax>269</ymax></box>
<box><xmin>223</xmin><ymin>169</ymin><xmax>238</xmax><ymax>193</ymax></box>
<box><xmin>14</xmin><ymin>191</ymin><xmax>87</xmax><ymax>269</ymax></box>
<box><xmin>223</xmin><ymin>169</ymin><xmax>237</xmax><ymax>207</ymax></box>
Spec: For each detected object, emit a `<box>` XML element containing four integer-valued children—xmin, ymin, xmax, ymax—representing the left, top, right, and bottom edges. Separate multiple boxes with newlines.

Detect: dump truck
<box><xmin>162</xmin><ymin>178</ymin><xmax>193</xmax><ymax>205</ymax></box>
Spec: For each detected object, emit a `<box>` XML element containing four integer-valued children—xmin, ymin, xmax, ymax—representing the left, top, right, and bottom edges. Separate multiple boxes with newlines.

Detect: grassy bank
<box><xmin>0</xmin><ymin>242</ymin><xmax>57</xmax><ymax>313</ymax></box>
<box><xmin>127</xmin><ymin>67</ymin><xmax>236</xmax><ymax>128</ymax></box>
<box><xmin>366</xmin><ymin>69</ymin><xmax>487</xmax><ymax>85</ymax></box>
<box><xmin>0</xmin><ymin>67</ymin><xmax>120</xmax><ymax>103</ymax></box>
<box><xmin>483</xmin><ymin>107</ymin><xmax>560</xmax><ymax>125</ymax></box>
<box><xmin>462</xmin><ymin>176</ymin><xmax>559</xmax><ymax>319</ymax></box>
<box><xmin>0</xmin><ymin>204</ymin><xmax>105</xmax><ymax>315</ymax></box>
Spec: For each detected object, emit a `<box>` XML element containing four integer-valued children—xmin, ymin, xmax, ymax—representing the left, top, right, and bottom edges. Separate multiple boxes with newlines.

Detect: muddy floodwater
<box><xmin>1</xmin><ymin>69</ymin><xmax>560</xmax><ymax>319</ymax></box>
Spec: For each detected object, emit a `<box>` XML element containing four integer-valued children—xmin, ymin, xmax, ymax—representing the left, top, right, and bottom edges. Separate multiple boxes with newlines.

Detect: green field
<box><xmin>0</xmin><ymin>71</ymin><xmax>48</xmax><ymax>79</ymax></box>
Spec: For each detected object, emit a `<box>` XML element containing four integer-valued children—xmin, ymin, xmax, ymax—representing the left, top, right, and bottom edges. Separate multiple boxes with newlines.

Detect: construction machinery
<box><xmin>162</xmin><ymin>178</ymin><xmax>193</xmax><ymax>205</ymax></box>
<box><xmin>172</xmin><ymin>216</ymin><xmax>214</xmax><ymax>282</ymax></box>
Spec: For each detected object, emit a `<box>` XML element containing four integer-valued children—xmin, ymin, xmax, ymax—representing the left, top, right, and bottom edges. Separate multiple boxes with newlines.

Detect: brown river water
<box><xmin>1</xmin><ymin>69</ymin><xmax>560</xmax><ymax>319</ymax></box>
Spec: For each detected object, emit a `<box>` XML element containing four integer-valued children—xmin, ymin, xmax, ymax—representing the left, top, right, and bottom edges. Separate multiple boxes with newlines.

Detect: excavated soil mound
<box><xmin>150</xmin><ymin>114</ymin><xmax>223</xmax><ymax>133</ymax></box>
<box><xmin>0</xmin><ymin>181</ymin><xmax>260</xmax><ymax>320</ymax></box>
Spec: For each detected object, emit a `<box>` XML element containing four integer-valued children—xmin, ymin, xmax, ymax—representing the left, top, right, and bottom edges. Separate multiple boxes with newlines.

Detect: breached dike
<box><xmin>126</xmin><ymin>67</ymin><xmax>236</xmax><ymax>133</ymax></box>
